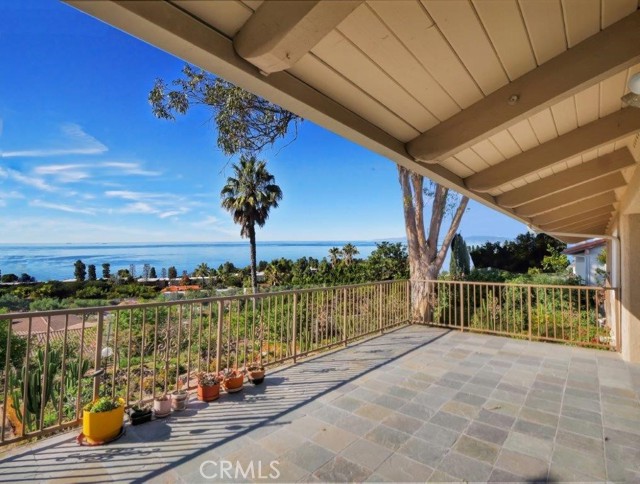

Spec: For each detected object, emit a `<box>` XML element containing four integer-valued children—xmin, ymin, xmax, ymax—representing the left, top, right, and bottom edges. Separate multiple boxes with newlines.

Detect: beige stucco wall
<box><xmin>619</xmin><ymin>213</ymin><xmax>640</xmax><ymax>362</ymax></box>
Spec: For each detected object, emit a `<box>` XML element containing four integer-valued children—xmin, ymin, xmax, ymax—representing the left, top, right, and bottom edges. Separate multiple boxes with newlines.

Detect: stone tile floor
<box><xmin>1</xmin><ymin>325</ymin><xmax>640</xmax><ymax>483</ymax></box>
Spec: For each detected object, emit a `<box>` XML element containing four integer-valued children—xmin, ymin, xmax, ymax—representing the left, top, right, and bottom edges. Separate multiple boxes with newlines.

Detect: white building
<box><xmin>564</xmin><ymin>239</ymin><xmax>606</xmax><ymax>286</ymax></box>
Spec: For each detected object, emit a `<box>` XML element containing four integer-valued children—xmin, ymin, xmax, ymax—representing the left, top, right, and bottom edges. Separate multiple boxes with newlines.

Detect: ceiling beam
<box><xmin>559</xmin><ymin>223</ymin><xmax>608</xmax><ymax>235</ymax></box>
<box><xmin>406</xmin><ymin>11</ymin><xmax>640</xmax><ymax>163</ymax></box>
<box><xmin>515</xmin><ymin>173</ymin><xmax>626</xmax><ymax>217</ymax></box>
<box><xmin>466</xmin><ymin>108</ymin><xmax>640</xmax><ymax>192</ymax></box>
<box><xmin>233</xmin><ymin>0</ymin><xmax>362</xmax><ymax>74</ymax></box>
<box><xmin>541</xmin><ymin>214</ymin><xmax>612</xmax><ymax>233</ymax></box>
<box><xmin>538</xmin><ymin>205</ymin><xmax>615</xmax><ymax>231</ymax></box>
<box><xmin>529</xmin><ymin>192</ymin><xmax>617</xmax><ymax>226</ymax></box>
<box><xmin>497</xmin><ymin>148</ymin><xmax>635</xmax><ymax>208</ymax></box>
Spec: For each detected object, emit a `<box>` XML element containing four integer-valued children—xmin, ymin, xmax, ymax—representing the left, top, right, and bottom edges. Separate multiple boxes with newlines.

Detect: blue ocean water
<box><xmin>0</xmin><ymin>241</ymin><xmax>383</xmax><ymax>282</ymax></box>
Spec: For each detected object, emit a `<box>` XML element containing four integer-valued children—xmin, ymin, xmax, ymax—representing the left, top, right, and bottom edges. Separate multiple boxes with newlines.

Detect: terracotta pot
<box><xmin>247</xmin><ymin>368</ymin><xmax>265</xmax><ymax>385</ymax></box>
<box><xmin>223</xmin><ymin>372</ymin><xmax>244</xmax><ymax>393</ymax></box>
<box><xmin>197</xmin><ymin>383</ymin><xmax>220</xmax><ymax>402</ymax></box>
<box><xmin>153</xmin><ymin>397</ymin><xmax>171</xmax><ymax>418</ymax></box>
<box><xmin>171</xmin><ymin>391</ymin><xmax>189</xmax><ymax>411</ymax></box>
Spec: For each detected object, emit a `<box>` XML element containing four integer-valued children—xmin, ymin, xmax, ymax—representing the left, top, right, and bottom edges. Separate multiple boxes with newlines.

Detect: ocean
<box><xmin>0</xmin><ymin>241</ymin><xmax>383</xmax><ymax>282</ymax></box>
<box><xmin>0</xmin><ymin>236</ymin><xmax>508</xmax><ymax>282</ymax></box>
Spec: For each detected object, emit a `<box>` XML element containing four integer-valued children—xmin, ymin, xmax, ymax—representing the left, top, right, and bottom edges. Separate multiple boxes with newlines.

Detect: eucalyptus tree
<box><xmin>221</xmin><ymin>156</ymin><xmax>282</xmax><ymax>292</ymax></box>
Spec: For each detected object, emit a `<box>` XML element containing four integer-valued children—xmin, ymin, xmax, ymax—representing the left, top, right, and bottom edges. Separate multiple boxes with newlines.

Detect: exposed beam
<box><xmin>542</xmin><ymin>214</ymin><xmax>612</xmax><ymax>233</ymax></box>
<box><xmin>516</xmin><ymin>173</ymin><xmax>626</xmax><ymax>217</ymax></box>
<box><xmin>529</xmin><ymin>192</ymin><xmax>617</xmax><ymax>226</ymax></box>
<box><xmin>466</xmin><ymin>109</ymin><xmax>640</xmax><ymax>192</ymax></box>
<box><xmin>406</xmin><ymin>11</ymin><xmax>640</xmax><ymax>163</ymax></box>
<box><xmin>497</xmin><ymin>149</ymin><xmax>635</xmax><ymax>208</ymax></box>
<box><xmin>539</xmin><ymin>205</ymin><xmax>615</xmax><ymax>231</ymax></box>
<box><xmin>560</xmin><ymin>223</ymin><xmax>608</xmax><ymax>235</ymax></box>
<box><xmin>557</xmin><ymin>236</ymin><xmax>592</xmax><ymax>244</ymax></box>
<box><xmin>233</xmin><ymin>0</ymin><xmax>362</xmax><ymax>74</ymax></box>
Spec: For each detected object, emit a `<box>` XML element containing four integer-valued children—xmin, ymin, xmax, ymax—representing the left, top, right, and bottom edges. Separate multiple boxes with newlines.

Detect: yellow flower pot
<box><xmin>82</xmin><ymin>398</ymin><xmax>125</xmax><ymax>444</ymax></box>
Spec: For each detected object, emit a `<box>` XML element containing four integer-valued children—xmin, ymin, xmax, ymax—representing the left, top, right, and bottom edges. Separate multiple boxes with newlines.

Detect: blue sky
<box><xmin>0</xmin><ymin>1</ymin><xmax>526</xmax><ymax>244</ymax></box>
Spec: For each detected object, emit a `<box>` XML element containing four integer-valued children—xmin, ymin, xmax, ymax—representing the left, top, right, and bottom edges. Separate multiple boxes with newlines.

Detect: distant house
<box><xmin>161</xmin><ymin>285</ymin><xmax>201</xmax><ymax>300</ymax></box>
<box><xmin>564</xmin><ymin>239</ymin><xmax>606</xmax><ymax>285</ymax></box>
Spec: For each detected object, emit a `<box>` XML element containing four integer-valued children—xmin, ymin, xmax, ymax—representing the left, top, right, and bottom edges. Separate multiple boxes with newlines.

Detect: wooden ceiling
<box><xmin>68</xmin><ymin>0</ymin><xmax>640</xmax><ymax>242</ymax></box>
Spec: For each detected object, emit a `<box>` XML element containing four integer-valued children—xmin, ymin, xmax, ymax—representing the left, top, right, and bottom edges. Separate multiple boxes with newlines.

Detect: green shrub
<box><xmin>83</xmin><ymin>396</ymin><xmax>122</xmax><ymax>413</ymax></box>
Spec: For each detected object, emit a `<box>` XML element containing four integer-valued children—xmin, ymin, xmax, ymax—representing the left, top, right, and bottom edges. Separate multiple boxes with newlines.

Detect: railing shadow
<box><xmin>0</xmin><ymin>326</ymin><xmax>452</xmax><ymax>483</ymax></box>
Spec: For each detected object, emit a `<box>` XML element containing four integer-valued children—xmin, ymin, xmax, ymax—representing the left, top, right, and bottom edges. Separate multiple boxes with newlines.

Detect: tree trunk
<box><xmin>248</xmin><ymin>224</ymin><xmax>258</xmax><ymax>293</ymax></box>
<box><xmin>398</xmin><ymin>165</ymin><xmax>469</xmax><ymax>322</ymax></box>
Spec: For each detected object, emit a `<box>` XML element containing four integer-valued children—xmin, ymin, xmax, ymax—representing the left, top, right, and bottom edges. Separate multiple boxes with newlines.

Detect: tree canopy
<box><xmin>470</xmin><ymin>233</ymin><xmax>567</xmax><ymax>273</ymax></box>
<box><xmin>149</xmin><ymin>65</ymin><xmax>301</xmax><ymax>157</ymax></box>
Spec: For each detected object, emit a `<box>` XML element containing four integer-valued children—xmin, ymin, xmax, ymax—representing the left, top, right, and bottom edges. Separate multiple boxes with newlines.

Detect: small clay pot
<box><xmin>171</xmin><ymin>390</ymin><xmax>189</xmax><ymax>411</ymax></box>
<box><xmin>153</xmin><ymin>397</ymin><xmax>171</xmax><ymax>418</ymax></box>
<box><xmin>222</xmin><ymin>371</ymin><xmax>244</xmax><ymax>393</ymax></box>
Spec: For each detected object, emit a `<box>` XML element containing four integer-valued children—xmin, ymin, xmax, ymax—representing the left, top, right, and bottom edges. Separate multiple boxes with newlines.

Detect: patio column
<box><xmin>619</xmin><ymin>213</ymin><xmax>640</xmax><ymax>362</ymax></box>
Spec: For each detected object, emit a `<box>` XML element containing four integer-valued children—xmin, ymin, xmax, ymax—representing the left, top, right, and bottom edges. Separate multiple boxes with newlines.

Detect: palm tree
<box><xmin>342</xmin><ymin>243</ymin><xmax>359</xmax><ymax>266</ymax></box>
<box><xmin>193</xmin><ymin>262</ymin><xmax>212</xmax><ymax>288</ymax></box>
<box><xmin>328</xmin><ymin>247</ymin><xmax>342</xmax><ymax>267</ymax></box>
<box><xmin>221</xmin><ymin>155</ymin><xmax>282</xmax><ymax>292</ymax></box>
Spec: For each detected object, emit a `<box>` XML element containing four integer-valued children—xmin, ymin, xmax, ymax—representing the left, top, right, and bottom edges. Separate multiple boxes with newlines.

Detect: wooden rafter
<box><xmin>466</xmin><ymin>109</ymin><xmax>640</xmax><ymax>192</ymax></box>
<box><xmin>529</xmin><ymin>192</ymin><xmax>617</xmax><ymax>226</ymax></box>
<box><xmin>406</xmin><ymin>11</ymin><xmax>640</xmax><ymax>163</ymax></box>
<box><xmin>515</xmin><ymin>174</ymin><xmax>626</xmax><ymax>217</ymax></box>
<box><xmin>497</xmin><ymin>149</ymin><xmax>635</xmax><ymax>208</ymax></box>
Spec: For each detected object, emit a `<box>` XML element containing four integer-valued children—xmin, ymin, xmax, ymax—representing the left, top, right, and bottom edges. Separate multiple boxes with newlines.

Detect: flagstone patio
<box><xmin>1</xmin><ymin>325</ymin><xmax>639</xmax><ymax>483</ymax></box>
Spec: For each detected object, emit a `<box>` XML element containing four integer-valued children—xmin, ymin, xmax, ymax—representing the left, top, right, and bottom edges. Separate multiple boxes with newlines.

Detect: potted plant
<box><xmin>196</xmin><ymin>372</ymin><xmax>221</xmax><ymax>402</ymax></box>
<box><xmin>171</xmin><ymin>389</ymin><xmax>189</xmax><ymax>411</ymax></box>
<box><xmin>245</xmin><ymin>364</ymin><xmax>265</xmax><ymax>385</ymax></box>
<box><xmin>220</xmin><ymin>368</ymin><xmax>244</xmax><ymax>393</ymax></box>
<box><xmin>153</xmin><ymin>394</ymin><xmax>171</xmax><ymax>418</ymax></box>
<box><xmin>128</xmin><ymin>403</ymin><xmax>152</xmax><ymax>425</ymax></box>
<box><xmin>82</xmin><ymin>396</ymin><xmax>125</xmax><ymax>445</ymax></box>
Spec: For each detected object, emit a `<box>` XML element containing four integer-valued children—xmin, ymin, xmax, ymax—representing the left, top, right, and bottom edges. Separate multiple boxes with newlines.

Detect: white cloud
<box><xmin>30</xmin><ymin>199</ymin><xmax>95</xmax><ymax>215</ymax></box>
<box><xmin>121</xmin><ymin>202</ymin><xmax>158</xmax><ymax>214</ymax></box>
<box><xmin>106</xmin><ymin>190</ymin><xmax>196</xmax><ymax>219</ymax></box>
<box><xmin>158</xmin><ymin>209</ymin><xmax>188</xmax><ymax>219</ymax></box>
<box><xmin>34</xmin><ymin>164</ymin><xmax>90</xmax><ymax>183</ymax></box>
<box><xmin>100</xmin><ymin>162</ymin><xmax>161</xmax><ymax>176</ymax></box>
<box><xmin>106</xmin><ymin>190</ymin><xmax>170</xmax><ymax>201</ymax></box>
<box><xmin>6</xmin><ymin>168</ymin><xmax>55</xmax><ymax>191</ymax></box>
<box><xmin>3</xmin><ymin>123</ymin><xmax>108</xmax><ymax>158</ymax></box>
<box><xmin>193</xmin><ymin>216</ymin><xmax>222</xmax><ymax>227</ymax></box>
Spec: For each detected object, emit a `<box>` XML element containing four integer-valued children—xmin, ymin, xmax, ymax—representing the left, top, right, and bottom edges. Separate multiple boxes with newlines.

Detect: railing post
<box><xmin>378</xmin><ymin>283</ymin><xmax>383</xmax><ymax>334</ymax></box>
<box><xmin>406</xmin><ymin>280</ymin><xmax>411</xmax><ymax>323</ymax></box>
<box><xmin>343</xmin><ymin>288</ymin><xmax>348</xmax><ymax>347</ymax></box>
<box><xmin>527</xmin><ymin>286</ymin><xmax>533</xmax><ymax>342</ymax></box>
<box><xmin>292</xmin><ymin>294</ymin><xmax>298</xmax><ymax>362</ymax></box>
<box><xmin>459</xmin><ymin>283</ymin><xmax>464</xmax><ymax>331</ymax></box>
<box><xmin>216</xmin><ymin>300</ymin><xmax>223</xmax><ymax>373</ymax></box>
<box><xmin>93</xmin><ymin>311</ymin><xmax>104</xmax><ymax>401</ymax></box>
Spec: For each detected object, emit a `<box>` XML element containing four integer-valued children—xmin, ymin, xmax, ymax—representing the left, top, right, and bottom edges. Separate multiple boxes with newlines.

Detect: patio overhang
<box><xmin>65</xmin><ymin>0</ymin><xmax>640</xmax><ymax>362</ymax></box>
<box><xmin>67</xmin><ymin>0</ymin><xmax>640</xmax><ymax>244</ymax></box>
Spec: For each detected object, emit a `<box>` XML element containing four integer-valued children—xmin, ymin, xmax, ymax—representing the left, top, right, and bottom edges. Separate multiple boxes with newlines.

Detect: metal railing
<box><xmin>412</xmin><ymin>280</ymin><xmax>618</xmax><ymax>350</ymax></box>
<box><xmin>0</xmin><ymin>280</ymin><xmax>409</xmax><ymax>447</ymax></box>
